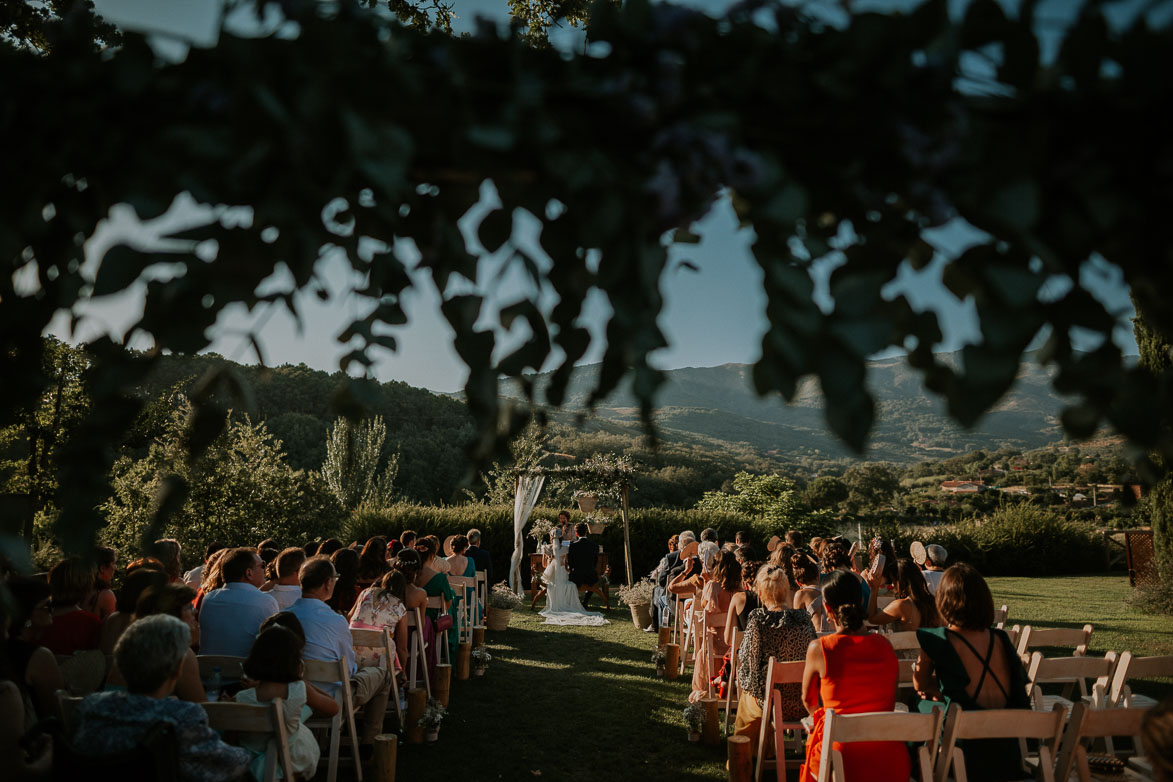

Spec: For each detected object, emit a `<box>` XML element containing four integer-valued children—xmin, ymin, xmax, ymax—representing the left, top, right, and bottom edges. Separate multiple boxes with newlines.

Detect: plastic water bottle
<box><xmin>206</xmin><ymin>666</ymin><xmax>222</xmax><ymax>702</ymax></box>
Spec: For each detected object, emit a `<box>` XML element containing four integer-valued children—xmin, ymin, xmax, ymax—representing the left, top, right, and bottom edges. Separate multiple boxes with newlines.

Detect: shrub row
<box><xmin>344</xmin><ymin>502</ymin><xmax>1108</xmax><ymax>584</ymax></box>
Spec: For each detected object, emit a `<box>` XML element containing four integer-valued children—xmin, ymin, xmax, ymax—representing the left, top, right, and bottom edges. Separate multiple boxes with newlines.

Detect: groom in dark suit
<box><xmin>567</xmin><ymin>522</ymin><xmax>600</xmax><ymax>606</ymax></box>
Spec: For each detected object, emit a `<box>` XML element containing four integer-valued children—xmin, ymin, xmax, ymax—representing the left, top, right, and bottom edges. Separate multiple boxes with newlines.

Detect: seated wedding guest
<box><xmin>39</xmin><ymin>557</ymin><xmax>100</xmax><ymax>656</ymax></box>
<box><xmin>316</xmin><ymin>538</ymin><xmax>344</xmax><ymax>558</ymax></box>
<box><xmin>287</xmin><ymin>556</ymin><xmax>392</xmax><ymax>744</ymax></box>
<box><xmin>667</xmin><ymin>543</ymin><xmax>704</xmax><ymax>599</ymax></box>
<box><xmin>866</xmin><ymin>558</ymin><xmax>940</xmax><ymax>633</ymax></box>
<box><xmin>724</xmin><ymin>557</ymin><xmax>763</xmax><ymax>646</ymax></box>
<box><xmin>183</xmin><ymin>541</ymin><xmax>226</xmax><ymax>591</ymax></box>
<box><xmin>4</xmin><ymin>577</ymin><xmax>64</xmax><ymax>721</ymax></box>
<box><xmin>913</xmin><ymin>563</ymin><xmax>1029</xmax><ymax>782</ymax></box>
<box><xmin>819</xmin><ymin>538</ymin><xmax>870</xmax><ymax>607</ymax></box>
<box><xmin>0</xmin><ymin>596</ymin><xmax>53</xmax><ymax>781</ymax></box>
<box><xmin>327</xmin><ymin>547</ymin><xmax>361</xmax><ymax>615</ymax></box>
<box><xmin>199</xmin><ymin>547</ymin><xmax>280</xmax><ymax>657</ymax></box>
<box><xmin>417</xmin><ymin>536</ymin><xmax>458</xmax><ymax>660</ymax></box>
<box><xmin>466</xmin><ymin>528</ymin><xmax>493</xmax><ymax>584</ymax></box>
<box><xmin>268</xmin><ymin>548</ymin><xmax>306</xmax><ymax>610</ymax></box>
<box><xmin>800</xmin><ymin>570</ymin><xmax>906</xmax><ymax>782</ymax></box>
<box><xmin>922</xmin><ymin>544</ymin><xmax>948</xmax><ymax>594</ymax></box>
<box><xmin>690</xmin><ymin>548</ymin><xmax>742</xmax><ymax>701</ymax></box>
<box><xmin>1143</xmin><ymin>698</ymin><xmax>1173</xmax><ymax>782</ymax></box>
<box><xmin>235</xmin><ymin>625</ymin><xmax>338</xmax><ymax>782</ymax></box>
<box><xmin>83</xmin><ymin>546</ymin><xmax>117</xmax><ymax>621</ymax></box>
<box><xmin>150</xmin><ymin>538</ymin><xmax>184</xmax><ymax>583</ymax></box>
<box><xmin>192</xmin><ymin>547</ymin><xmax>231</xmax><ymax>617</ymax></box>
<box><xmin>648</xmin><ymin>535</ymin><xmax>680</xmax><ymax>631</ymax></box>
<box><xmin>809</xmin><ymin>536</ymin><xmax>826</xmax><ymax>559</ymax></box>
<box><xmin>349</xmin><ymin>570</ymin><xmax>410</xmax><ymax>671</ymax></box>
<box><xmin>125</xmin><ymin>556</ymin><xmax>166</xmax><ymax>575</ymax></box>
<box><xmin>357</xmin><ymin>537</ymin><xmax>390</xmax><ymax>591</ymax></box>
<box><xmin>390</xmin><ymin>530</ymin><xmax>417</xmax><ymax>559</ymax></box>
<box><xmin>72</xmin><ymin>615</ymin><xmax>251</xmax><ymax>782</ymax></box>
<box><xmin>105</xmin><ymin>584</ymin><xmax>205</xmax><ymax>702</ymax></box>
<box><xmin>445</xmin><ymin>534</ymin><xmax>478</xmax><ymax>623</ymax></box>
<box><xmin>258</xmin><ymin>537</ymin><xmax>279</xmax><ymax>552</ymax></box>
<box><xmin>100</xmin><ymin>566</ymin><xmax>168</xmax><ymax>654</ymax></box>
<box><xmin>732</xmin><ymin>564</ymin><xmax>816</xmax><ymax>759</ymax></box>
<box><xmin>259</xmin><ymin>546</ymin><xmax>280</xmax><ymax>586</ymax></box>
<box><xmin>734</xmin><ymin>530</ymin><xmax>751</xmax><ymax>547</ymax></box>
<box><xmin>790</xmin><ymin>550</ymin><xmax>825</xmax><ymax>632</ymax></box>
<box><xmin>767</xmin><ymin>542</ymin><xmax>798</xmax><ymax>590</ymax></box>
<box><xmin>390</xmin><ymin>549</ymin><xmax>432</xmax><ymax>675</ymax></box>
<box><xmin>785</xmin><ymin>529</ymin><xmax>805</xmax><ymax>550</ymax></box>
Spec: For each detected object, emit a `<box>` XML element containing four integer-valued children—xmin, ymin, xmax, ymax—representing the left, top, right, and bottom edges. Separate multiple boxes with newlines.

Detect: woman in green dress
<box><xmin>417</xmin><ymin>536</ymin><xmax>459</xmax><ymax>664</ymax></box>
<box><xmin>444</xmin><ymin>535</ymin><xmax>479</xmax><ymax>627</ymax></box>
<box><xmin>913</xmin><ymin>563</ymin><xmax>1030</xmax><ymax>782</ymax></box>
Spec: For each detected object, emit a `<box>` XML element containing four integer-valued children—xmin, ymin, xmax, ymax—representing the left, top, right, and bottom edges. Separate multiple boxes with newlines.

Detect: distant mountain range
<box><xmin>498</xmin><ymin>353</ymin><xmax>1084</xmax><ymax>463</ymax></box>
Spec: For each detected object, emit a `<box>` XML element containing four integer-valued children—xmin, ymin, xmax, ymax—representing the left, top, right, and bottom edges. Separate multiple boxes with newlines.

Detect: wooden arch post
<box><xmin>621</xmin><ymin>482</ymin><xmax>633</xmax><ymax>586</ymax></box>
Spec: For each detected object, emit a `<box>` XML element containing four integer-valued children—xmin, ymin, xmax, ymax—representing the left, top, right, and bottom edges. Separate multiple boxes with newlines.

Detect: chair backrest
<box><xmin>1055</xmin><ymin>702</ymin><xmax>1148</xmax><ymax>782</ymax></box>
<box><xmin>56</xmin><ymin>690</ymin><xmax>84</xmax><ymax>735</ymax></box>
<box><xmin>1106</xmin><ymin>652</ymin><xmax>1173</xmax><ymax>706</ymax></box>
<box><xmin>52</xmin><ymin>718</ymin><xmax>180</xmax><ymax>782</ymax></box>
<box><xmin>1026</xmin><ymin>651</ymin><xmax>1117</xmax><ymax>708</ymax></box>
<box><xmin>820</xmin><ymin>709</ymin><xmax>942</xmax><ymax>782</ymax></box>
<box><xmin>197</xmin><ymin>654</ymin><xmax>245</xmax><ymax>680</ymax></box>
<box><xmin>896</xmin><ymin>659</ymin><xmax>916</xmax><ymax>689</ymax></box>
<box><xmin>202</xmin><ymin>699</ymin><xmax>294</xmax><ymax>782</ymax></box>
<box><xmin>349</xmin><ymin>627</ymin><xmax>388</xmax><ymax>649</ymax></box>
<box><xmin>935</xmin><ymin>702</ymin><xmax>1066</xmax><ymax>782</ymax></box>
<box><xmin>426</xmin><ymin>594</ymin><xmax>446</xmax><ymax>612</ymax></box>
<box><xmin>993</xmin><ymin>604</ymin><xmax>1008</xmax><ymax>629</ymax></box>
<box><xmin>885</xmin><ymin>631</ymin><xmax>921</xmax><ymax>653</ymax></box>
<box><xmin>303</xmin><ymin>657</ymin><xmax>350</xmax><ymax>695</ymax></box>
<box><xmin>1016</xmin><ymin>624</ymin><xmax>1093</xmax><ymax>657</ymax></box>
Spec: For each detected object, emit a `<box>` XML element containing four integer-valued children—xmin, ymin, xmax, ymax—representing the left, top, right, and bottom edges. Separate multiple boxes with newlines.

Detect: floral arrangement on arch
<box><xmin>617</xmin><ymin>577</ymin><xmax>655</xmax><ymax>607</ymax></box>
<box><xmin>527</xmin><ymin>517</ymin><xmax>555</xmax><ymax>542</ymax></box>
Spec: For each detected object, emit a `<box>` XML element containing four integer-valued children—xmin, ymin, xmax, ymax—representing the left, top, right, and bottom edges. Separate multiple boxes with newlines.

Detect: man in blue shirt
<box><xmin>288</xmin><ymin>556</ymin><xmax>391</xmax><ymax>743</ymax></box>
<box><xmin>198</xmin><ymin>547</ymin><xmax>280</xmax><ymax>657</ymax></box>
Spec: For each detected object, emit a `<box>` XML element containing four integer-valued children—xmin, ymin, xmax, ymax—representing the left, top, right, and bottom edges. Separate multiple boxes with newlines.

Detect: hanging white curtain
<box><xmin>509</xmin><ymin>474</ymin><xmax>545</xmax><ymax>595</ymax></box>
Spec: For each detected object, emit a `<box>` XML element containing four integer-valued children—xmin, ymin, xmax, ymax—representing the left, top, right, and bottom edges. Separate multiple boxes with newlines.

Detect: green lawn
<box><xmin>392</xmin><ymin>577</ymin><xmax>1170</xmax><ymax>782</ymax></box>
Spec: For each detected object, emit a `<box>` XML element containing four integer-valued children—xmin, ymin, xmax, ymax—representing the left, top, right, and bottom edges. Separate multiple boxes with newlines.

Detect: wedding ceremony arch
<box><xmin>508</xmin><ymin>457</ymin><xmax>636</xmax><ymax>596</ymax></box>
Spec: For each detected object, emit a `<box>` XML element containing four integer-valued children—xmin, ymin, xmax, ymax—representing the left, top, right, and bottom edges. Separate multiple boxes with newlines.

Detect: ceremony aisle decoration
<box><xmin>683</xmin><ymin>703</ymin><xmax>704</xmax><ymax>743</ymax></box>
<box><xmin>471</xmin><ymin>647</ymin><xmax>491</xmax><ymax>676</ymax></box>
<box><xmin>486</xmin><ymin>583</ymin><xmax>522</xmax><ymax>631</ymax></box>
<box><xmin>652</xmin><ymin>647</ymin><xmax>667</xmax><ymax>677</ymax></box>
<box><xmin>618</xmin><ymin>577</ymin><xmax>655</xmax><ymax>631</ymax></box>
<box><xmin>419</xmin><ymin>698</ymin><xmax>446</xmax><ymax>743</ymax></box>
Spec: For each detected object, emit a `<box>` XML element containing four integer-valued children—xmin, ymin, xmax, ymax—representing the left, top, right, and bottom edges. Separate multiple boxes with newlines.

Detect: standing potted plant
<box><xmin>617</xmin><ymin>577</ymin><xmax>655</xmax><ymax>631</ymax></box>
<box><xmin>471</xmin><ymin>647</ymin><xmax>491</xmax><ymax>676</ymax></box>
<box><xmin>486</xmin><ymin>583</ymin><xmax>522</xmax><ymax>631</ymax></box>
<box><xmin>682</xmin><ymin>703</ymin><xmax>704</xmax><ymax>742</ymax></box>
<box><xmin>651</xmin><ymin>647</ymin><xmax>667</xmax><ymax>677</ymax></box>
<box><xmin>419</xmin><ymin>698</ymin><xmax>446</xmax><ymax>742</ymax></box>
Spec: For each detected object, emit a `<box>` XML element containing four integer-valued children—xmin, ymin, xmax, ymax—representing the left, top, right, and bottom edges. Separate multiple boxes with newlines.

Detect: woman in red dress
<box><xmin>800</xmin><ymin>569</ymin><xmax>908</xmax><ymax>782</ymax></box>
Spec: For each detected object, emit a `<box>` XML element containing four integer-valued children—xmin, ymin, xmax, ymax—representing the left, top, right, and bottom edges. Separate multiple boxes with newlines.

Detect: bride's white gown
<box><xmin>539</xmin><ymin>543</ymin><xmax>609</xmax><ymax>627</ymax></box>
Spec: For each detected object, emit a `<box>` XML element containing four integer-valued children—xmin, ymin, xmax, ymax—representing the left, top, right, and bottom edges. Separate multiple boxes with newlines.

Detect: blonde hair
<box><xmin>754</xmin><ymin>564</ymin><xmax>791</xmax><ymax>609</ymax></box>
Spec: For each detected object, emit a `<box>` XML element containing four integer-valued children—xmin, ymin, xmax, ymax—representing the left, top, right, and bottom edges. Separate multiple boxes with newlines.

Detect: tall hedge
<box><xmin>344</xmin><ymin>502</ymin><xmax>1107</xmax><ymax>584</ymax></box>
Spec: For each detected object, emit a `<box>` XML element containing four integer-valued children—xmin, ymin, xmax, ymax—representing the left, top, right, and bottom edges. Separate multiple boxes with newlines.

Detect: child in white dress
<box><xmin>236</xmin><ymin>623</ymin><xmax>339</xmax><ymax>781</ymax></box>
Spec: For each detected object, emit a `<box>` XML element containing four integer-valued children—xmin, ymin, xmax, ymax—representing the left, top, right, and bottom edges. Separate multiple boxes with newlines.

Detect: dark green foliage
<box><xmin>1133</xmin><ymin>298</ymin><xmax>1173</xmax><ymax>582</ymax></box>
<box><xmin>4</xmin><ymin>0</ymin><xmax>1173</xmax><ymax>559</ymax></box>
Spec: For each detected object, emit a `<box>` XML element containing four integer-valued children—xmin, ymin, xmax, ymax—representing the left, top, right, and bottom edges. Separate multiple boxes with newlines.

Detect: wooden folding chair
<box><xmin>701</xmin><ymin>610</ymin><xmax>729</xmax><ymax>698</ymax></box>
<box><xmin>885</xmin><ymin>631</ymin><xmax>922</xmax><ymax>656</ymax></box>
<box><xmin>403</xmin><ymin>606</ymin><xmax>431</xmax><ymax>697</ymax></box>
<box><xmin>426</xmin><ymin>595</ymin><xmax>452</xmax><ymax>665</ymax></box>
<box><xmin>679</xmin><ymin>598</ymin><xmax>705</xmax><ymax>676</ymax></box>
<box><xmin>1017</xmin><ymin>624</ymin><xmax>1094</xmax><ymax>659</ymax></box>
<box><xmin>757</xmin><ymin>657</ymin><xmax>808</xmax><ymax>782</ymax></box>
<box><xmin>1026</xmin><ymin>651</ymin><xmax>1118</xmax><ymax>713</ymax></box>
<box><xmin>447</xmin><ymin>575</ymin><xmax>477</xmax><ymax>644</ymax></box>
<box><xmin>935</xmin><ymin>702</ymin><xmax>1066</xmax><ymax>782</ymax></box>
<box><xmin>1054</xmin><ymin>702</ymin><xmax>1148</xmax><ymax>782</ymax></box>
<box><xmin>1106</xmin><ymin>652</ymin><xmax>1173</xmax><ymax>710</ymax></box>
<box><xmin>56</xmin><ymin>690</ymin><xmax>84</xmax><ymax>734</ymax></box>
<box><xmin>202</xmin><ymin>699</ymin><xmax>294</xmax><ymax>782</ymax></box>
<box><xmin>993</xmin><ymin>604</ymin><xmax>1009</xmax><ymax>630</ymax></box>
<box><xmin>473</xmin><ymin>570</ymin><xmax>488</xmax><ymax>629</ymax></box>
<box><xmin>724</xmin><ymin>627</ymin><xmax>743</xmax><ymax>734</ymax></box>
<box><xmin>815</xmin><ymin>708</ymin><xmax>942</xmax><ymax>782</ymax></box>
<box><xmin>350</xmin><ymin>627</ymin><xmax>404</xmax><ymax>725</ymax></box>
<box><xmin>303</xmin><ymin>658</ymin><xmax>363</xmax><ymax>782</ymax></box>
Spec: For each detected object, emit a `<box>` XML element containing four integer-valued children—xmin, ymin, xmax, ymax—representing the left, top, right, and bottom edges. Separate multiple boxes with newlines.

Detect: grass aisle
<box><xmin>395</xmin><ymin>603</ymin><xmax>728</xmax><ymax>782</ymax></box>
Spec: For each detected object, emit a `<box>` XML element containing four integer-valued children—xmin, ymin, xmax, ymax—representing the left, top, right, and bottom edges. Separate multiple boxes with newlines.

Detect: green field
<box><xmin>392</xmin><ymin>576</ymin><xmax>1170</xmax><ymax>782</ymax></box>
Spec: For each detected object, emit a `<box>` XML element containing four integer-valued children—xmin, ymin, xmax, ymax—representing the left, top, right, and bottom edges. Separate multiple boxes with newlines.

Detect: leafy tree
<box><xmin>321</xmin><ymin>415</ymin><xmax>399</xmax><ymax>510</ymax></box>
<box><xmin>841</xmin><ymin>463</ymin><xmax>900</xmax><ymax>515</ymax></box>
<box><xmin>696</xmin><ymin>472</ymin><xmax>829</xmax><ymax>536</ymax></box>
<box><xmin>1134</xmin><ymin>299</ymin><xmax>1173</xmax><ymax>576</ymax></box>
<box><xmin>477</xmin><ymin>422</ymin><xmax>551</xmax><ymax>506</ymax></box>
<box><xmin>804</xmin><ymin>475</ymin><xmax>849</xmax><ymax>513</ymax></box>
<box><xmin>104</xmin><ymin>398</ymin><xmax>344</xmax><ymax>558</ymax></box>
<box><xmin>5</xmin><ymin>0</ymin><xmax>1173</xmax><ymax>556</ymax></box>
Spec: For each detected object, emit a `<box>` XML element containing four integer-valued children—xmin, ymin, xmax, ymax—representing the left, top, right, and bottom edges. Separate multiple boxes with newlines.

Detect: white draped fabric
<box><xmin>509</xmin><ymin>474</ymin><xmax>545</xmax><ymax>595</ymax></box>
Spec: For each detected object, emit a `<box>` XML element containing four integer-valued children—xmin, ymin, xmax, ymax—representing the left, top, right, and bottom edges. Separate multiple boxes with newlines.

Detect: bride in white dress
<box><xmin>539</xmin><ymin>529</ymin><xmax>608</xmax><ymax>627</ymax></box>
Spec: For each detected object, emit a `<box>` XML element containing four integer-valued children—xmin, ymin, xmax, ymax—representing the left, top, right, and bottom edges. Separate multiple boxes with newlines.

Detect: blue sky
<box><xmin>57</xmin><ymin>0</ymin><xmax>1139</xmax><ymax>394</ymax></box>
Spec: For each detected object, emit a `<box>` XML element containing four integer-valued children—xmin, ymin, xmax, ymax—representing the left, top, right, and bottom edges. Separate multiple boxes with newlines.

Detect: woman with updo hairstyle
<box><xmin>417</xmin><ymin>535</ymin><xmax>459</xmax><ymax>662</ymax></box>
<box><xmin>791</xmin><ymin>550</ymin><xmax>826</xmax><ymax>632</ymax></box>
<box><xmin>799</xmin><ymin>570</ymin><xmax>907</xmax><ymax>782</ymax></box>
<box><xmin>724</xmin><ymin>558</ymin><xmax>764</xmax><ymax>647</ymax></box>
<box><xmin>912</xmin><ymin>563</ymin><xmax>1029</xmax><ymax>782</ymax></box>
<box><xmin>731</xmin><ymin>564</ymin><xmax>816</xmax><ymax>759</ymax></box>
